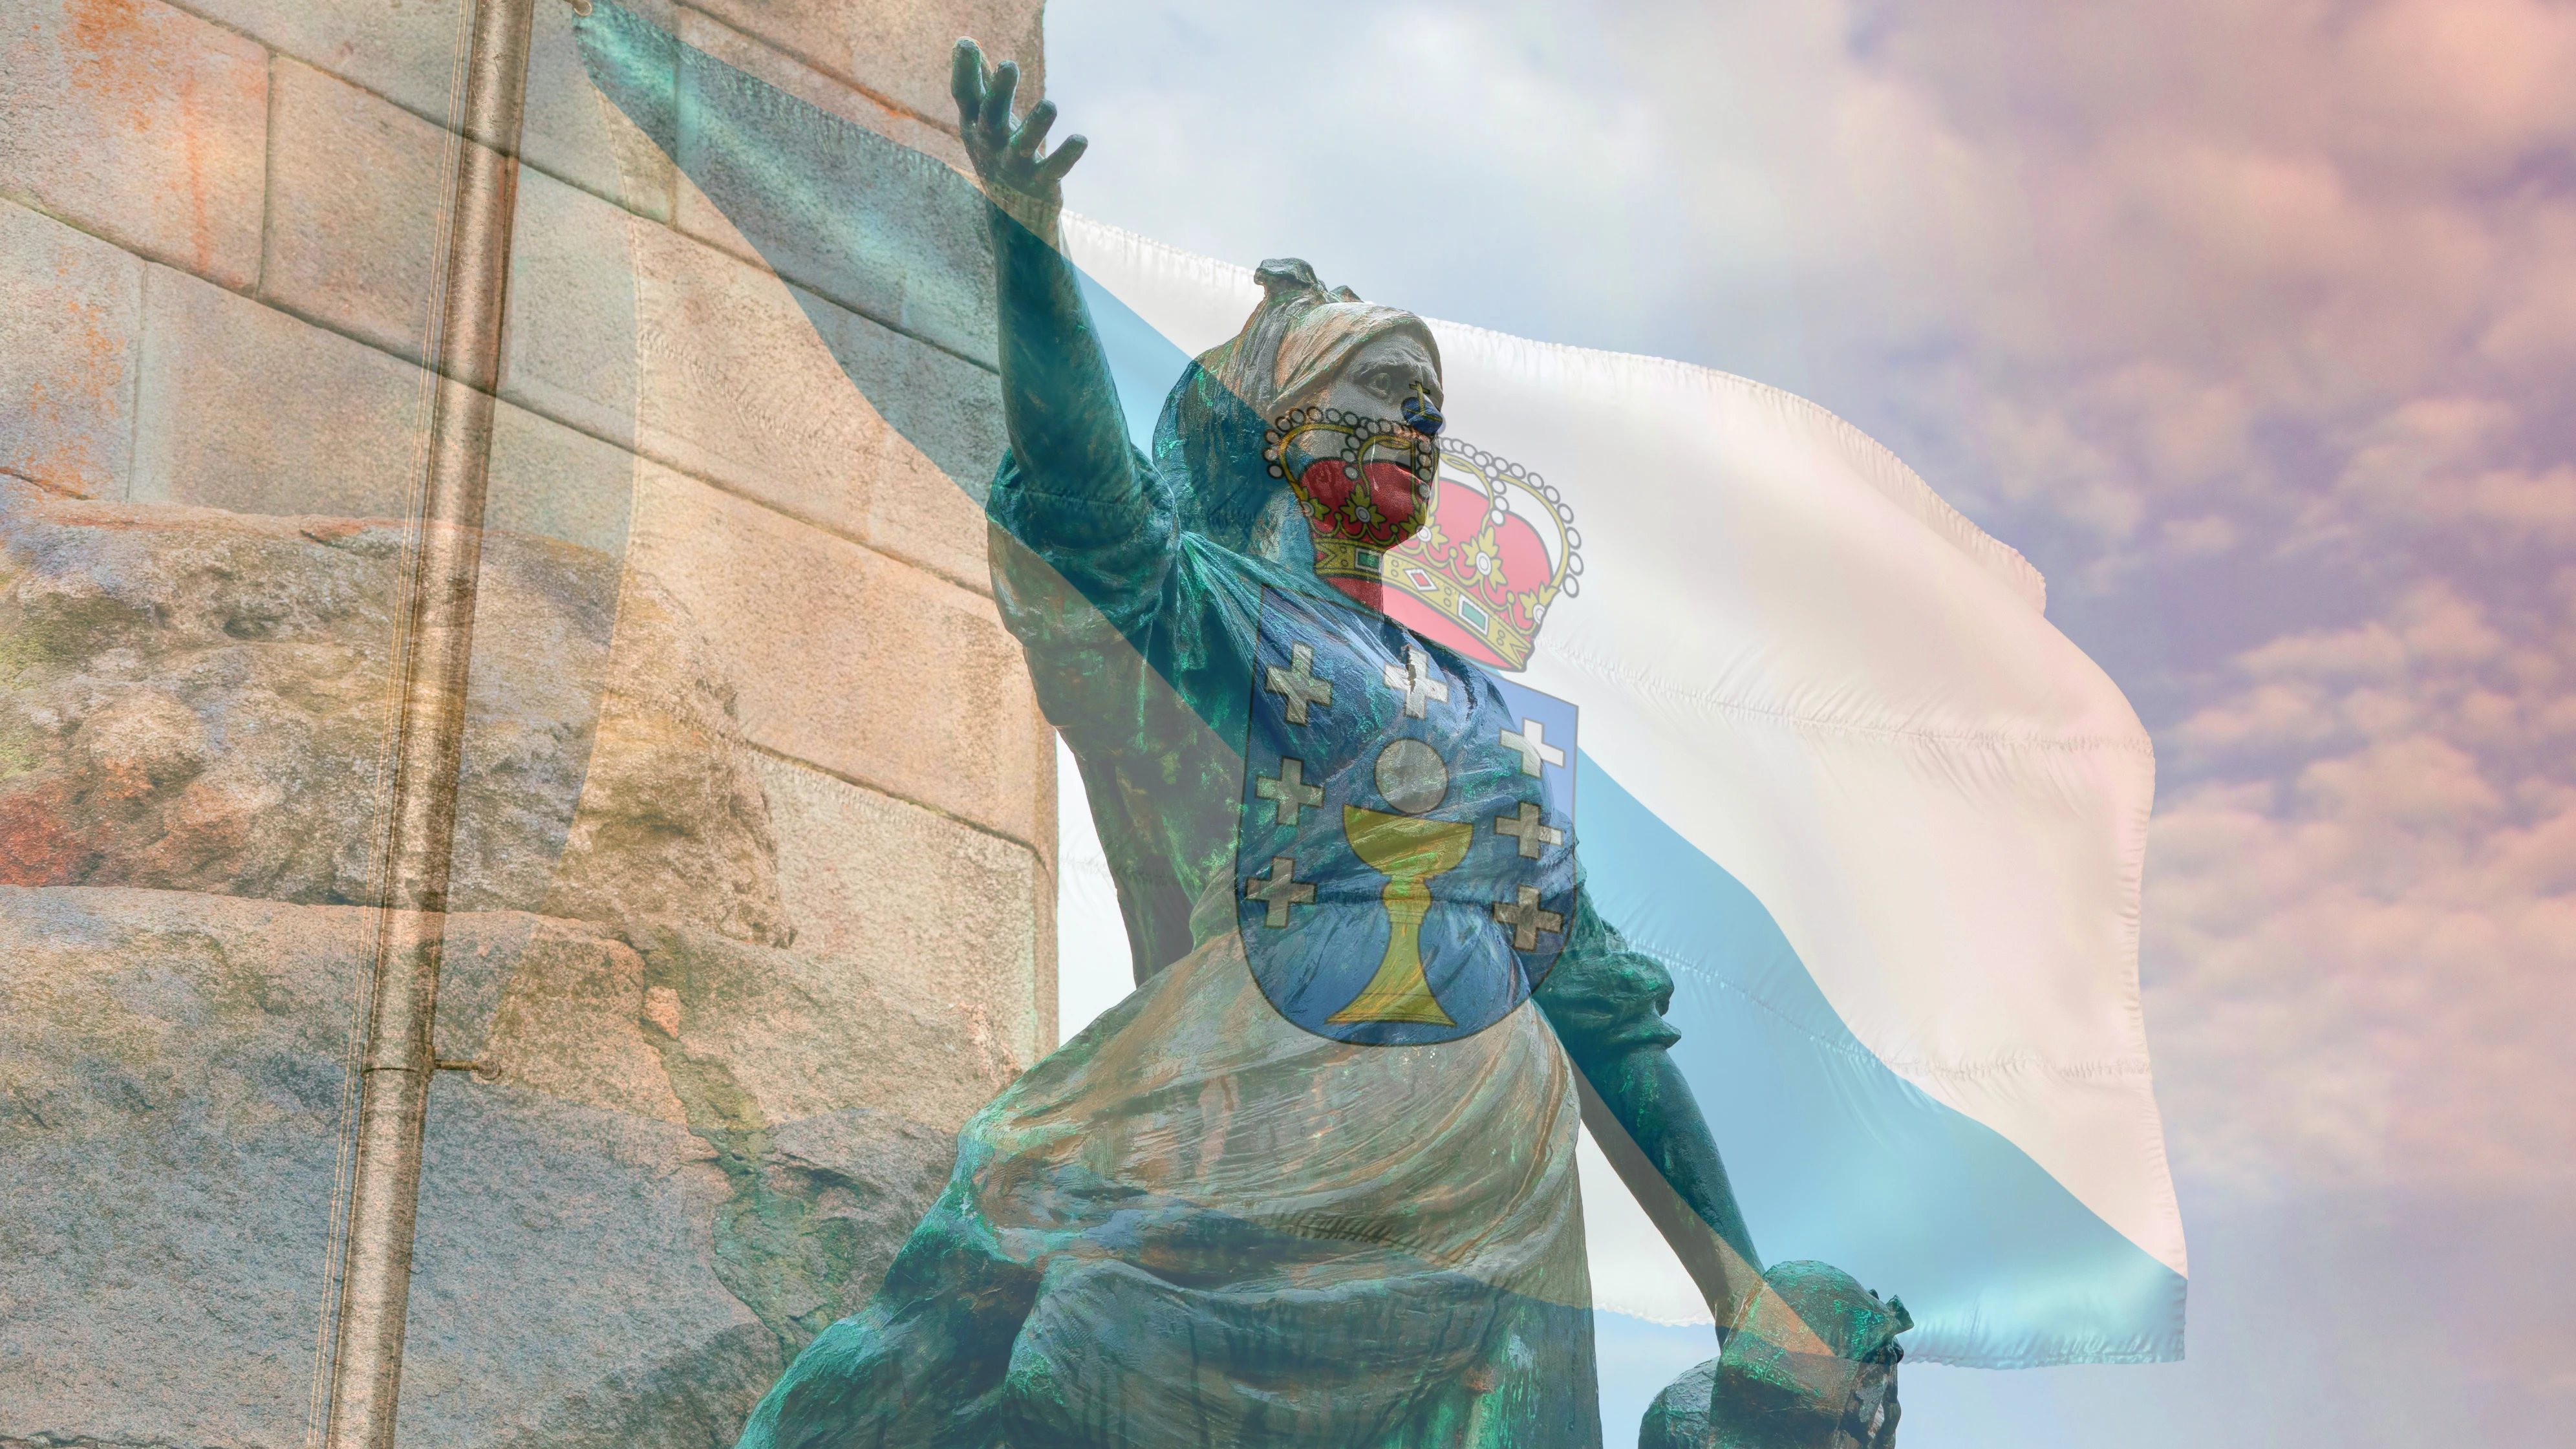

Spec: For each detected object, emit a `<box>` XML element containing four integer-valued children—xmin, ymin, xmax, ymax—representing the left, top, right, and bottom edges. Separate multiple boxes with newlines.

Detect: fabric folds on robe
<box><xmin>735</xmin><ymin>932</ymin><xmax>1598</xmax><ymax>1448</ymax></box>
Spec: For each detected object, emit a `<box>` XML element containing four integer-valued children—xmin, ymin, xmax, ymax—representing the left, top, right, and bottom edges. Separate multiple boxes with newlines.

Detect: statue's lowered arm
<box><xmin>1540</xmin><ymin>893</ymin><xmax>1769</xmax><ymax>1327</ymax></box>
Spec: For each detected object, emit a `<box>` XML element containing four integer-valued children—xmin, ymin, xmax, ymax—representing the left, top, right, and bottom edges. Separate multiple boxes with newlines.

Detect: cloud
<box><xmin>2333</xmin><ymin>0</ymin><xmax>2576</xmax><ymax>176</ymax></box>
<box><xmin>2332</xmin><ymin>398</ymin><xmax>2576</xmax><ymax>548</ymax></box>
<box><xmin>2149</xmin><ymin>578</ymin><xmax>2575</xmax><ymax>1198</ymax></box>
<box><xmin>2160</xmin><ymin>513</ymin><xmax>2245</xmax><ymax>557</ymax></box>
<box><xmin>2147</xmin><ymin>769</ymin><xmax>2576</xmax><ymax>1196</ymax></box>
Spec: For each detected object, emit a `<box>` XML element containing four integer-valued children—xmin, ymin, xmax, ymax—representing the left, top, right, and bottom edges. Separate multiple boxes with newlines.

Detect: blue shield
<box><xmin>1236</xmin><ymin>586</ymin><xmax>1578</xmax><ymax>1045</ymax></box>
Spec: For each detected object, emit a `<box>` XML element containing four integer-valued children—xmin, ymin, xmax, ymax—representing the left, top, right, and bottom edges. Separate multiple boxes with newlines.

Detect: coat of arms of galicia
<box><xmin>1235</xmin><ymin>425</ymin><xmax>1583</xmax><ymax>1046</ymax></box>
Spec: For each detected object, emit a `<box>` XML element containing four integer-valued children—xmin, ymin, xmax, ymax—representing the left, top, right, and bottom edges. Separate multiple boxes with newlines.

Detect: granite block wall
<box><xmin>0</xmin><ymin>1</ymin><xmax>1053</xmax><ymax>1442</ymax></box>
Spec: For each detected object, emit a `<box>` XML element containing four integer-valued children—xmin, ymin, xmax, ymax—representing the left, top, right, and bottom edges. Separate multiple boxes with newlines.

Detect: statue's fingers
<box><xmin>986</xmin><ymin>60</ymin><xmax>1022</xmax><ymax>140</ymax></box>
<box><xmin>969</xmin><ymin>64</ymin><xmax>1011</xmax><ymax>142</ymax></box>
<box><xmin>1034</xmin><ymin>133</ymin><xmax>1088</xmax><ymax>184</ymax></box>
<box><xmin>950</xmin><ymin>39</ymin><xmax>991</xmax><ymax>129</ymax></box>
<box><xmin>1011</xmin><ymin>100</ymin><xmax>1057</xmax><ymax>158</ymax></box>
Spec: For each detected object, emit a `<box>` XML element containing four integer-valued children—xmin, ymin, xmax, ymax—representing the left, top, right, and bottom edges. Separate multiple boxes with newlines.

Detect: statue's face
<box><xmin>1318</xmin><ymin>332</ymin><xmax>1443</xmax><ymax>426</ymax></box>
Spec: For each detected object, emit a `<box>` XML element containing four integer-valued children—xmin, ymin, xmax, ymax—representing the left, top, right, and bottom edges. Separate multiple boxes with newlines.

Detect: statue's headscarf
<box><xmin>1151</xmin><ymin>259</ymin><xmax>1443</xmax><ymax>555</ymax></box>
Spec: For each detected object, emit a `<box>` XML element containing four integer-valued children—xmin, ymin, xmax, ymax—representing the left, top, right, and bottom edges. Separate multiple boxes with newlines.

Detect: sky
<box><xmin>1040</xmin><ymin>1</ymin><xmax>2576</xmax><ymax>1443</ymax></box>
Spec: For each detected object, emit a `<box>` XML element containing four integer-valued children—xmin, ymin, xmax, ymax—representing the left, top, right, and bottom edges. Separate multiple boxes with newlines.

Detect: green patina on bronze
<box><xmin>1646</xmin><ymin>1261</ymin><xmax>1911</xmax><ymax>1449</ymax></box>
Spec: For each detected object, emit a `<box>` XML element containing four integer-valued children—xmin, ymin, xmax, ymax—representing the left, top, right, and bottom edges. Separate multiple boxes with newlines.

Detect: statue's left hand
<box><xmin>952</xmin><ymin>39</ymin><xmax>1086</xmax><ymax>219</ymax></box>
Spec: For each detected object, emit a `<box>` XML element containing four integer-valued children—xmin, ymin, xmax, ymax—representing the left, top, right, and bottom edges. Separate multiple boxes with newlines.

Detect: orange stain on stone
<box><xmin>63</xmin><ymin>0</ymin><xmax>166</xmax><ymax>129</ymax></box>
<box><xmin>182</xmin><ymin>69</ymin><xmax>211</xmax><ymax>273</ymax></box>
<box><xmin>61</xmin><ymin>0</ymin><xmax>252</xmax><ymax>275</ymax></box>
<box><xmin>0</xmin><ymin>783</ymin><xmax>99</xmax><ymax>886</ymax></box>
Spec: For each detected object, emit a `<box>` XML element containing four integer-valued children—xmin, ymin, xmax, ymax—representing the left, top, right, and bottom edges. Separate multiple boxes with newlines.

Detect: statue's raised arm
<box><xmin>952</xmin><ymin>40</ymin><xmax>1149</xmax><ymax>553</ymax></box>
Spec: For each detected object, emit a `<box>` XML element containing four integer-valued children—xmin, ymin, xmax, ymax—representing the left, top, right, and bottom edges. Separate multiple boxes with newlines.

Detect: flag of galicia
<box><xmin>1236</xmin><ymin>586</ymin><xmax>1579</xmax><ymax>1046</ymax></box>
<box><xmin>575</xmin><ymin>0</ymin><xmax>2191</xmax><ymax>1368</ymax></box>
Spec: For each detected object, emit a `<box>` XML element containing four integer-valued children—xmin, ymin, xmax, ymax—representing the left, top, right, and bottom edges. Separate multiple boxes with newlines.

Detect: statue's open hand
<box><xmin>952</xmin><ymin>39</ymin><xmax>1086</xmax><ymax>213</ymax></box>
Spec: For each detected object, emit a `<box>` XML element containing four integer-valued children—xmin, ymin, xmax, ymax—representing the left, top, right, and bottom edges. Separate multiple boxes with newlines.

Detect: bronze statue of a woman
<box><xmin>728</xmin><ymin>41</ymin><xmax>1807</xmax><ymax>1449</ymax></box>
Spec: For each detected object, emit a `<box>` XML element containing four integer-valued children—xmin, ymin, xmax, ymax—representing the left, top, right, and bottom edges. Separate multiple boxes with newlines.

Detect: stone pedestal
<box><xmin>1</xmin><ymin>1</ymin><xmax>1051</xmax><ymax>1442</ymax></box>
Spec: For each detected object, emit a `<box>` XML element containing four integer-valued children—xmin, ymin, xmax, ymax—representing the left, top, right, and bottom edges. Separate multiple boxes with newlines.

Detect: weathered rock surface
<box><xmin>431</xmin><ymin>911</ymin><xmax>999</xmax><ymax>1356</ymax></box>
<box><xmin>0</xmin><ymin>885</ymin><xmax>974</xmax><ymax>1449</ymax></box>
<box><xmin>0</xmin><ymin>489</ymin><xmax>787</xmax><ymax>945</ymax></box>
<box><xmin>0</xmin><ymin>495</ymin><xmax>1007</xmax><ymax>1446</ymax></box>
<box><xmin>540</xmin><ymin>553</ymin><xmax>791</xmax><ymax>947</ymax></box>
<box><xmin>0</xmin><ymin>888</ymin><xmax>701</xmax><ymax>1448</ymax></box>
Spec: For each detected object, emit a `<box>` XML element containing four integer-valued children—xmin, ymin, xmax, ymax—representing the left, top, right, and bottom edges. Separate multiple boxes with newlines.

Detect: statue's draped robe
<box><xmin>735</xmin><ymin>374</ymin><xmax>1692</xmax><ymax>1448</ymax></box>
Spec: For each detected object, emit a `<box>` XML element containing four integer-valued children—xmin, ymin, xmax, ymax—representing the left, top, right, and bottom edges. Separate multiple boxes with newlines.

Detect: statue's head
<box><xmin>1159</xmin><ymin>259</ymin><xmax>1444</xmax><ymax>563</ymax></box>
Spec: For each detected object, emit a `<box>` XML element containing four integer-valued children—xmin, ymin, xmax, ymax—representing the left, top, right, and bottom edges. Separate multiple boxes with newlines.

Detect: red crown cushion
<box><xmin>1430</xmin><ymin>477</ymin><xmax>1486</xmax><ymax>541</ymax></box>
<box><xmin>1300</xmin><ymin>458</ymin><xmax>1354</xmax><ymax>513</ymax></box>
<box><xmin>1362</xmin><ymin>460</ymin><xmax>1424</xmax><ymax>526</ymax></box>
<box><xmin>1492</xmin><ymin>511</ymin><xmax>1552</xmax><ymax>597</ymax></box>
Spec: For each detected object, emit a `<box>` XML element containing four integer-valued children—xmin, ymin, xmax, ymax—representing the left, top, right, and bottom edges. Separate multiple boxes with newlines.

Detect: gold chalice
<box><xmin>1327</xmin><ymin>802</ymin><xmax>1474</xmax><ymax>1025</ymax></box>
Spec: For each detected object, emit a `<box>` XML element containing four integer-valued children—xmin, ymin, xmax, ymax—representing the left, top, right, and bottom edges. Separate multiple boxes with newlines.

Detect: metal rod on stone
<box><xmin>321</xmin><ymin>2</ymin><xmax>535</xmax><ymax>1446</ymax></box>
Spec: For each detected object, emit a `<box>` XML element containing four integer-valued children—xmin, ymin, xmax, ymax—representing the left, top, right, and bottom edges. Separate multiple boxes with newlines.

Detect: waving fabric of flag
<box><xmin>575</xmin><ymin>0</ymin><xmax>2185</xmax><ymax>1371</ymax></box>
